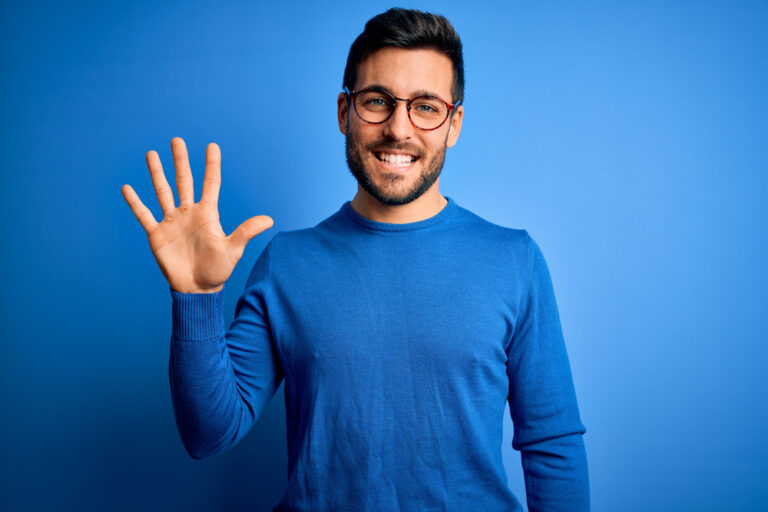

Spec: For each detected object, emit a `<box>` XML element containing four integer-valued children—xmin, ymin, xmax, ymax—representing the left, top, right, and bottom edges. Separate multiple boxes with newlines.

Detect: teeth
<box><xmin>377</xmin><ymin>152</ymin><xmax>415</xmax><ymax>167</ymax></box>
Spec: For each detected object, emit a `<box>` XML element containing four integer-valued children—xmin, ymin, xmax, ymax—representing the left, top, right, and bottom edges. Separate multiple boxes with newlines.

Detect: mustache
<box><xmin>364</xmin><ymin>140</ymin><xmax>423</xmax><ymax>158</ymax></box>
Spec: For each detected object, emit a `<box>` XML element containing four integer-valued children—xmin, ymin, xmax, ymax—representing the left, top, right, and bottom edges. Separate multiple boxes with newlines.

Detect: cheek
<box><xmin>424</xmin><ymin>134</ymin><xmax>446</xmax><ymax>155</ymax></box>
<box><xmin>351</xmin><ymin>126</ymin><xmax>382</xmax><ymax>149</ymax></box>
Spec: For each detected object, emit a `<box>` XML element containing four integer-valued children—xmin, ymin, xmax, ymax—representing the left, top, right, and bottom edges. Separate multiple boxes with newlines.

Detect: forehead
<box><xmin>355</xmin><ymin>47</ymin><xmax>454</xmax><ymax>99</ymax></box>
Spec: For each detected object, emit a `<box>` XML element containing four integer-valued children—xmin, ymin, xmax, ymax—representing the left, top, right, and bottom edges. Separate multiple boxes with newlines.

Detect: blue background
<box><xmin>1</xmin><ymin>1</ymin><xmax>766</xmax><ymax>510</ymax></box>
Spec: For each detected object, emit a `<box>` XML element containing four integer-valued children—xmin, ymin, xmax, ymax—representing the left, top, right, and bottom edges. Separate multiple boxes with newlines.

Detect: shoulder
<box><xmin>266</xmin><ymin>206</ymin><xmax>347</xmax><ymax>251</ymax></box>
<box><xmin>452</xmin><ymin>202</ymin><xmax>533</xmax><ymax>256</ymax></box>
<box><xmin>257</xmin><ymin>208</ymin><xmax>352</xmax><ymax>276</ymax></box>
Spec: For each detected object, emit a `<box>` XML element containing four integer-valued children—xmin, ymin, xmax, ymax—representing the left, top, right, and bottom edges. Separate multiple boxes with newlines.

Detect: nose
<box><xmin>381</xmin><ymin>100</ymin><xmax>414</xmax><ymax>141</ymax></box>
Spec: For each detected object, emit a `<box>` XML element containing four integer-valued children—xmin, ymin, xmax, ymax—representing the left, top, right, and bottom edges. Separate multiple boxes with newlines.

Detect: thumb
<box><xmin>227</xmin><ymin>215</ymin><xmax>274</xmax><ymax>262</ymax></box>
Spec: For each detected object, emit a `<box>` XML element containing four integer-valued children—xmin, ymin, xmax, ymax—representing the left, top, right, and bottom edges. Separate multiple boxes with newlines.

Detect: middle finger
<box><xmin>171</xmin><ymin>137</ymin><xmax>195</xmax><ymax>207</ymax></box>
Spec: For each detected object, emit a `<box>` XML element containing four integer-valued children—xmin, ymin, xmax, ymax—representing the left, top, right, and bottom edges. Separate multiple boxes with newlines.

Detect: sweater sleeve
<box><xmin>506</xmin><ymin>232</ymin><xmax>590</xmax><ymax>511</ymax></box>
<box><xmin>168</xmin><ymin>238</ymin><xmax>284</xmax><ymax>460</ymax></box>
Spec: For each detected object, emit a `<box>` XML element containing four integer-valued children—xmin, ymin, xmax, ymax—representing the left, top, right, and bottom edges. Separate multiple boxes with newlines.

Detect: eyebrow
<box><xmin>358</xmin><ymin>83</ymin><xmax>447</xmax><ymax>100</ymax></box>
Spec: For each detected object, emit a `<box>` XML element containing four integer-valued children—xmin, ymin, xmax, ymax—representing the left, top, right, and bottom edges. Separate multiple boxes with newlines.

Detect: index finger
<box><xmin>200</xmin><ymin>142</ymin><xmax>221</xmax><ymax>207</ymax></box>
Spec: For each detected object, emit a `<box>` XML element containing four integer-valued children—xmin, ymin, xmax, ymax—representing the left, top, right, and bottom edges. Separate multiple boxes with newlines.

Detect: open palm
<box><xmin>121</xmin><ymin>137</ymin><xmax>273</xmax><ymax>293</ymax></box>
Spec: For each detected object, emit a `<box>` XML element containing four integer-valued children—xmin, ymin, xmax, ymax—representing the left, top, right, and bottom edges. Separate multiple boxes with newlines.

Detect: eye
<box><xmin>357</xmin><ymin>92</ymin><xmax>393</xmax><ymax>112</ymax></box>
<box><xmin>367</xmin><ymin>97</ymin><xmax>388</xmax><ymax>106</ymax></box>
<box><xmin>411</xmin><ymin>98</ymin><xmax>445</xmax><ymax>117</ymax></box>
<box><xmin>415</xmin><ymin>103</ymin><xmax>438</xmax><ymax>113</ymax></box>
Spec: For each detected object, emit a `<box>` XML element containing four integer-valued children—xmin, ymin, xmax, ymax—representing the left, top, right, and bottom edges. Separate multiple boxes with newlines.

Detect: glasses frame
<box><xmin>344</xmin><ymin>86</ymin><xmax>461</xmax><ymax>132</ymax></box>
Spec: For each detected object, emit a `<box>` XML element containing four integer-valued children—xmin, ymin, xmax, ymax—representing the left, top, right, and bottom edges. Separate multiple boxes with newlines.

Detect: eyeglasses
<box><xmin>344</xmin><ymin>86</ymin><xmax>461</xmax><ymax>131</ymax></box>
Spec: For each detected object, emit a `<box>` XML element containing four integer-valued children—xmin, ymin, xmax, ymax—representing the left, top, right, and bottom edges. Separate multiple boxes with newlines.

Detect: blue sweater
<box><xmin>169</xmin><ymin>197</ymin><xmax>589</xmax><ymax>511</ymax></box>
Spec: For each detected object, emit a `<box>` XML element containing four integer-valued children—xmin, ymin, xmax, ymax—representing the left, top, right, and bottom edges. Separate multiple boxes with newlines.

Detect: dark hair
<box><xmin>343</xmin><ymin>8</ymin><xmax>464</xmax><ymax>104</ymax></box>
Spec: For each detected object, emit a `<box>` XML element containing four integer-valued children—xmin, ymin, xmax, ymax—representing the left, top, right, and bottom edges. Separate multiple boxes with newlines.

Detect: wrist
<box><xmin>171</xmin><ymin>283</ymin><xmax>224</xmax><ymax>294</ymax></box>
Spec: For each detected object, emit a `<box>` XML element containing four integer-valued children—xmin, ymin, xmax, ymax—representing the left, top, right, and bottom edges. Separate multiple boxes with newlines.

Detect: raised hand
<box><xmin>121</xmin><ymin>137</ymin><xmax>273</xmax><ymax>293</ymax></box>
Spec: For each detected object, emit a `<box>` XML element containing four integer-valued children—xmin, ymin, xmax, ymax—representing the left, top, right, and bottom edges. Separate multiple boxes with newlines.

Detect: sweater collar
<box><xmin>341</xmin><ymin>196</ymin><xmax>457</xmax><ymax>233</ymax></box>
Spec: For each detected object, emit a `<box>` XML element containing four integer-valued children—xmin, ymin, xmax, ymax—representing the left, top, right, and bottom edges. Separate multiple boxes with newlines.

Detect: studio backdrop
<box><xmin>1</xmin><ymin>1</ymin><xmax>766</xmax><ymax>511</ymax></box>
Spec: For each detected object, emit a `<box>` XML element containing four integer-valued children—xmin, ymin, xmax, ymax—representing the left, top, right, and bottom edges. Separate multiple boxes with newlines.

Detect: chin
<box><xmin>364</xmin><ymin>170</ymin><xmax>439</xmax><ymax>206</ymax></box>
<box><xmin>345</xmin><ymin>132</ymin><xmax>445</xmax><ymax>206</ymax></box>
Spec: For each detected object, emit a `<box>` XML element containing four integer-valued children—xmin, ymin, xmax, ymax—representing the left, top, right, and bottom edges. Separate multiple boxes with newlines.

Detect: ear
<box><xmin>337</xmin><ymin>92</ymin><xmax>349</xmax><ymax>135</ymax></box>
<box><xmin>445</xmin><ymin>104</ymin><xmax>464</xmax><ymax>148</ymax></box>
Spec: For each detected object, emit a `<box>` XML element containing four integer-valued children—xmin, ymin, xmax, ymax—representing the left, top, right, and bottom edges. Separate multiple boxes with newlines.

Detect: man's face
<box><xmin>337</xmin><ymin>47</ymin><xmax>464</xmax><ymax>206</ymax></box>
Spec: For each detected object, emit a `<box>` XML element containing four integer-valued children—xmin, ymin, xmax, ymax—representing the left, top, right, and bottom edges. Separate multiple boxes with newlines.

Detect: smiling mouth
<box><xmin>374</xmin><ymin>151</ymin><xmax>419</xmax><ymax>168</ymax></box>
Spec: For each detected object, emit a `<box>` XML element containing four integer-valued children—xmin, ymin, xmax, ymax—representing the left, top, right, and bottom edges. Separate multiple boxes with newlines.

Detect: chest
<box><xmin>268</xmin><ymin>252</ymin><xmax>520</xmax><ymax>388</ymax></box>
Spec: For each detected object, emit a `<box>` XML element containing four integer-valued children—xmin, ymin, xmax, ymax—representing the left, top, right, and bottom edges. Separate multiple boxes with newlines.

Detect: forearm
<box><xmin>520</xmin><ymin>432</ymin><xmax>590</xmax><ymax>512</ymax></box>
<box><xmin>169</xmin><ymin>287</ymin><xmax>281</xmax><ymax>460</ymax></box>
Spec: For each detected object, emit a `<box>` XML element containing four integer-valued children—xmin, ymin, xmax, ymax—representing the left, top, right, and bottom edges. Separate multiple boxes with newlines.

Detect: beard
<box><xmin>345</xmin><ymin>130</ymin><xmax>446</xmax><ymax>206</ymax></box>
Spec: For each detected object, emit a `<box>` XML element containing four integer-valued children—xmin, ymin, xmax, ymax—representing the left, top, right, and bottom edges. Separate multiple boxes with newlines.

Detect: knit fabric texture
<box><xmin>169</xmin><ymin>197</ymin><xmax>590</xmax><ymax>511</ymax></box>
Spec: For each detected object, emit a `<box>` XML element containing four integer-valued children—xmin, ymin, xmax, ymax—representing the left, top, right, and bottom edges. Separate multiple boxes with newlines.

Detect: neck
<box><xmin>350</xmin><ymin>185</ymin><xmax>448</xmax><ymax>224</ymax></box>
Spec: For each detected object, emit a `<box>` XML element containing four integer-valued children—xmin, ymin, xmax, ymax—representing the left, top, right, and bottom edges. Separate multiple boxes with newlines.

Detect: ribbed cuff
<box><xmin>170</xmin><ymin>285</ymin><xmax>225</xmax><ymax>341</ymax></box>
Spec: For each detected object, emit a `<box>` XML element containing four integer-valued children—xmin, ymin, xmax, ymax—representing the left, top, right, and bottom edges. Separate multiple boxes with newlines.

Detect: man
<box><xmin>121</xmin><ymin>8</ymin><xmax>589</xmax><ymax>511</ymax></box>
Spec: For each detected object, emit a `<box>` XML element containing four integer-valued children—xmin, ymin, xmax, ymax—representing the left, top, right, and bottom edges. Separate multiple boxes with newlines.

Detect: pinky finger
<box><xmin>122</xmin><ymin>184</ymin><xmax>159</xmax><ymax>233</ymax></box>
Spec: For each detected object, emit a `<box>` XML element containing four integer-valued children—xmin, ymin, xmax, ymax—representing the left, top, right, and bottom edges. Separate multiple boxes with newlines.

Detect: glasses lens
<box><xmin>410</xmin><ymin>97</ymin><xmax>449</xmax><ymax>130</ymax></box>
<box><xmin>355</xmin><ymin>91</ymin><xmax>394</xmax><ymax>123</ymax></box>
